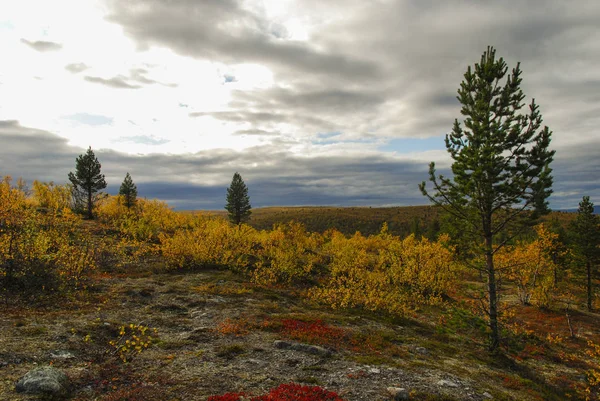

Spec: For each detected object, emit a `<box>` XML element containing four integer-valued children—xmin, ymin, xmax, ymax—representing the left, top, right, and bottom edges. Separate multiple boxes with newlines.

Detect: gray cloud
<box><xmin>129</xmin><ymin>68</ymin><xmax>177</xmax><ymax>87</ymax></box>
<box><xmin>21</xmin><ymin>39</ymin><xmax>62</xmax><ymax>52</ymax></box>
<box><xmin>1</xmin><ymin>120</ymin><xmax>596</xmax><ymax>210</ymax></box>
<box><xmin>106</xmin><ymin>0</ymin><xmax>381</xmax><ymax>83</ymax></box>
<box><xmin>84</xmin><ymin>75</ymin><xmax>142</xmax><ymax>89</ymax></box>
<box><xmin>83</xmin><ymin>68</ymin><xmax>177</xmax><ymax>89</ymax></box>
<box><xmin>0</xmin><ymin>121</ymin><xmax>79</xmax><ymax>183</ymax></box>
<box><xmin>0</xmin><ymin>120</ymin><xmax>429</xmax><ymax>208</ymax></box>
<box><xmin>65</xmin><ymin>63</ymin><xmax>90</xmax><ymax>74</ymax></box>
<box><xmin>233</xmin><ymin>129</ymin><xmax>279</xmax><ymax>136</ymax></box>
<box><xmin>190</xmin><ymin>109</ymin><xmax>336</xmax><ymax>133</ymax></box>
<box><xmin>232</xmin><ymin>87</ymin><xmax>386</xmax><ymax>117</ymax></box>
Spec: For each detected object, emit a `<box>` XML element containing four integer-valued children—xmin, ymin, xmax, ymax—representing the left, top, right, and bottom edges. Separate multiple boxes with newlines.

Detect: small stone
<box><xmin>386</xmin><ymin>387</ymin><xmax>409</xmax><ymax>400</ymax></box>
<box><xmin>50</xmin><ymin>350</ymin><xmax>75</xmax><ymax>360</ymax></box>
<box><xmin>482</xmin><ymin>392</ymin><xmax>493</xmax><ymax>399</ymax></box>
<box><xmin>369</xmin><ymin>367</ymin><xmax>381</xmax><ymax>374</ymax></box>
<box><xmin>437</xmin><ymin>379</ymin><xmax>459</xmax><ymax>388</ymax></box>
<box><xmin>15</xmin><ymin>366</ymin><xmax>69</xmax><ymax>396</ymax></box>
<box><xmin>410</xmin><ymin>345</ymin><xmax>429</xmax><ymax>355</ymax></box>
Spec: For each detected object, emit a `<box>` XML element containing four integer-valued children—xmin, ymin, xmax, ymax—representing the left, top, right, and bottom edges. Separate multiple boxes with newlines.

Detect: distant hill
<box><xmin>195</xmin><ymin>205</ymin><xmax>441</xmax><ymax>237</ymax></box>
<box><xmin>559</xmin><ymin>205</ymin><xmax>600</xmax><ymax>214</ymax></box>
<box><xmin>192</xmin><ymin>205</ymin><xmax>576</xmax><ymax>238</ymax></box>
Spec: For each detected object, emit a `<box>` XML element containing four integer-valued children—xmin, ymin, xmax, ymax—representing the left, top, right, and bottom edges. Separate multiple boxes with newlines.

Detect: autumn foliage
<box><xmin>1</xmin><ymin>177</ymin><xmax>95</xmax><ymax>296</ymax></box>
<box><xmin>309</xmin><ymin>225</ymin><xmax>456</xmax><ymax>314</ymax></box>
<box><xmin>156</xmin><ymin>217</ymin><xmax>457</xmax><ymax>314</ymax></box>
<box><xmin>207</xmin><ymin>383</ymin><xmax>346</xmax><ymax>401</ymax></box>
<box><xmin>498</xmin><ymin>224</ymin><xmax>568</xmax><ymax>307</ymax></box>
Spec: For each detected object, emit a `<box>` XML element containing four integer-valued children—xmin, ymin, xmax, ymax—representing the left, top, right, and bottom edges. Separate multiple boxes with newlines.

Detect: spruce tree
<box><xmin>225</xmin><ymin>172</ymin><xmax>251</xmax><ymax>225</ymax></box>
<box><xmin>119</xmin><ymin>172</ymin><xmax>137</xmax><ymax>209</ymax></box>
<box><xmin>570</xmin><ymin>196</ymin><xmax>600</xmax><ymax>311</ymax></box>
<box><xmin>68</xmin><ymin>147</ymin><xmax>107</xmax><ymax>219</ymax></box>
<box><xmin>420</xmin><ymin>47</ymin><xmax>555</xmax><ymax>351</ymax></box>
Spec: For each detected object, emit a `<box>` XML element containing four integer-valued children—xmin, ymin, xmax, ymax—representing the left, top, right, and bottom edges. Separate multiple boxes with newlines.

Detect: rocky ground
<box><xmin>0</xmin><ymin>268</ymin><xmax>567</xmax><ymax>400</ymax></box>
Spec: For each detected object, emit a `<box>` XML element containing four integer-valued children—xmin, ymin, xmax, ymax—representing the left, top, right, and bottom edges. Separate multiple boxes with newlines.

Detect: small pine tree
<box><xmin>570</xmin><ymin>196</ymin><xmax>600</xmax><ymax>311</ymax></box>
<box><xmin>225</xmin><ymin>172</ymin><xmax>251</xmax><ymax>225</ymax></box>
<box><xmin>420</xmin><ymin>47</ymin><xmax>554</xmax><ymax>351</ymax></box>
<box><xmin>68</xmin><ymin>147</ymin><xmax>107</xmax><ymax>219</ymax></box>
<box><xmin>119</xmin><ymin>172</ymin><xmax>138</xmax><ymax>209</ymax></box>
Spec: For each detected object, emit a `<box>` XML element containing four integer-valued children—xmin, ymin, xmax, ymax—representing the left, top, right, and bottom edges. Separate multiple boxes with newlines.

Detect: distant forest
<box><xmin>199</xmin><ymin>205</ymin><xmax>577</xmax><ymax>238</ymax></box>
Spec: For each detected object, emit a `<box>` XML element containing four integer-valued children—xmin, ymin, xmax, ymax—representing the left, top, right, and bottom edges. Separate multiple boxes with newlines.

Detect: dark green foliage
<box><xmin>570</xmin><ymin>196</ymin><xmax>600</xmax><ymax>311</ymax></box>
<box><xmin>547</xmin><ymin>217</ymin><xmax>570</xmax><ymax>286</ymax></box>
<box><xmin>420</xmin><ymin>47</ymin><xmax>555</xmax><ymax>351</ymax></box>
<box><xmin>68</xmin><ymin>147</ymin><xmax>107</xmax><ymax>219</ymax></box>
<box><xmin>119</xmin><ymin>172</ymin><xmax>138</xmax><ymax>209</ymax></box>
<box><xmin>225</xmin><ymin>172</ymin><xmax>251</xmax><ymax>225</ymax></box>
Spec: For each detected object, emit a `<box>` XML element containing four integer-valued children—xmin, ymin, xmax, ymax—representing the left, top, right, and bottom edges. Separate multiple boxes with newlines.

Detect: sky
<box><xmin>0</xmin><ymin>0</ymin><xmax>599</xmax><ymax>210</ymax></box>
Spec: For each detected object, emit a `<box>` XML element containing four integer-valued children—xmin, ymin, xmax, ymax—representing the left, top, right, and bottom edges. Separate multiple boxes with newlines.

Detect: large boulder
<box><xmin>15</xmin><ymin>366</ymin><xmax>70</xmax><ymax>397</ymax></box>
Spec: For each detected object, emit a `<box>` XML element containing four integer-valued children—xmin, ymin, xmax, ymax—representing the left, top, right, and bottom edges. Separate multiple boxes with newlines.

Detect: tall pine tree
<box><xmin>570</xmin><ymin>196</ymin><xmax>600</xmax><ymax>311</ymax></box>
<box><xmin>68</xmin><ymin>147</ymin><xmax>107</xmax><ymax>219</ymax></box>
<box><xmin>225</xmin><ymin>172</ymin><xmax>251</xmax><ymax>225</ymax></box>
<box><xmin>420</xmin><ymin>47</ymin><xmax>554</xmax><ymax>351</ymax></box>
<box><xmin>119</xmin><ymin>172</ymin><xmax>138</xmax><ymax>209</ymax></box>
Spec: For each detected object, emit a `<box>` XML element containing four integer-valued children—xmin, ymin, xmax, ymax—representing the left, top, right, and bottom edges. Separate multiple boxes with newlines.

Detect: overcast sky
<box><xmin>1</xmin><ymin>0</ymin><xmax>599</xmax><ymax>210</ymax></box>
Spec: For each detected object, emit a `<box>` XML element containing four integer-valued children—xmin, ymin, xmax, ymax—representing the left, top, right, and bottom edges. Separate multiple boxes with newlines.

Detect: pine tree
<box><xmin>68</xmin><ymin>147</ymin><xmax>107</xmax><ymax>219</ymax></box>
<box><xmin>419</xmin><ymin>47</ymin><xmax>555</xmax><ymax>351</ymax></box>
<box><xmin>225</xmin><ymin>172</ymin><xmax>251</xmax><ymax>225</ymax></box>
<box><xmin>119</xmin><ymin>172</ymin><xmax>138</xmax><ymax>209</ymax></box>
<box><xmin>570</xmin><ymin>196</ymin><xmax>600</xmax><ymax>311</ymax></box>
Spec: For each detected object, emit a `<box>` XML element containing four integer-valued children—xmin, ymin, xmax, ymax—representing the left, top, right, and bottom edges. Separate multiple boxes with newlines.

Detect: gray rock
<box><xmin>386</xmin><ymin>386</ymin><xmax>410</xmax><ymax>400</ymax></box>
<box><xmin>437</xmin><ymin>379</ymin><xmax>459</xmax><ymax>388</ymax></box>
<box><xmin>15</xmin><ymin>366</ymin><xmax>69</xmax><ymax>396</ymax></box>
<box><xmin>482</xmin><ymin>392</ymin><xmax>493</xmax><ymax>399</ymax></box>
<box><xmin>50</xmin><ymin>350</ymin><xmax>74</xmax><ymax>360</ymax></box>
<box><xmin>273</xmin><ymin>340</ymin><xmax>332</xmax><ymax>357</ymax></box>
<box><xmin>411</xmin><ymin>346</ymin><xmax>429</xmax><ymax>355</ymax></box>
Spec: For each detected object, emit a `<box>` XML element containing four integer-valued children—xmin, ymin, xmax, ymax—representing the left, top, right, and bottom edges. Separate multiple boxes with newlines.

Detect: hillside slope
<box><xmin>0</xmin><ymin>267</ymin><xmax>582</xmax><ymax>401</ymax></box>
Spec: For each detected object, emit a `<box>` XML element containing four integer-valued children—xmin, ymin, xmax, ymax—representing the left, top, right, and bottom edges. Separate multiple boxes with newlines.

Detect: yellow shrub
<box><xmin>309</xmin><ymin>225</ymin><xmax>456</xmax><ymax>314</ymax></box>
<box><xmin>159</xmin><ymin>216</ymin><xmax>255</xmax><ymax>270</ymax></box>
<box><xmin>97</xmin><ymin>196</ymin><xmax>190</xmax><ymax>242</ymax></box>
<box><xmin>1</xmin><ymin>176</ymin><xmax>95</xmax><ymax>294</ymax></box>
<box><xmin>251</xmin><ymin>221</ymin><xmax>324</xmax><ymax>285</ymax></box>
<box><xmin>31</xmin><ymin>180</ymin><xmax>72</xmax><ymax>213</ymax></box>
<box><xmin>498</xmin><ymin>223</ymin><xmax>565</xmax><ymax>307</ymax></box>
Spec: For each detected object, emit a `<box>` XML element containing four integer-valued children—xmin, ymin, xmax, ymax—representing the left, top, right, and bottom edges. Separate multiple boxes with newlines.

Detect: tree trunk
<box><xmin>486</xmin><ymin>234</ymin><xmax>500</xmax><ymax>352</ymax></box>
<box><xmin>552</xmin><ymin>253</ymin><xmax>558</xmax><ymax>286</ymax></box>
<box><xmin>87</xmin><ymin>189</ymin><xmax>93</xmax><ymax>220</ymax></box>
<box><xmin>587</xmin><ymin>260</ymin><xmax>593</xmax><ymax>312</ymax></box>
